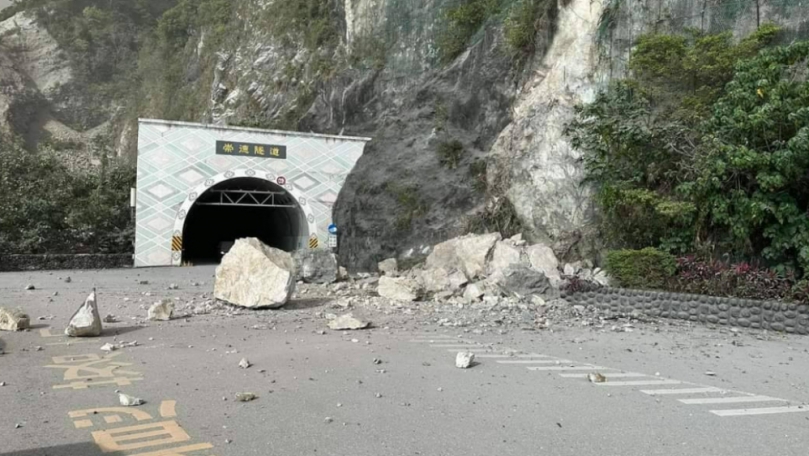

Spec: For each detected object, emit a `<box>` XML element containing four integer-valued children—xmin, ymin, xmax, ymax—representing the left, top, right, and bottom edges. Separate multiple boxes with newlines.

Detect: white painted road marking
<box><xmin>679</xmin><ymin>395</ymin><xmax>785</xmax><ymax>405</ymax></box>
<box><xmin>497</xmin><ymin>359</ymin><xmax>572</xmax><ymax>364</ymax></box>
<box><xmin>410</xmin><ymin>334</ymin><xmax>808</xmax><ymax>419</ymax></box>
<box><xmin>559</xmin><ymin>372</ymin><xmax>648</xmax><ymax>378</ymax></box>
<box><xmin>640</xmin><ymin>387</ymin><xmax>726</xmax><ymax>396</ymax></box>
<box><xmin>431</xmin><ymin>344</ymin><xmax>489</xmax><ymax>348</ymax></box>
<box><xmin>527</xmin><ymin>366</ymin><xmax>607</xmax><ymax>371</ymax></box>
<box><xmin>595</xmin><ymin>379</ymin><xmax>683</xmax><ymax>386</ymax></box>
<box><xmin>409</xmin><ymin>340</ymin><xmax>474</xmax><ymax>344</ymax></box>
<box><xmin>711</xmin><ymin>406</ymin><xmax>809</xmax><ymax>417</ymax></box>
<box><xmin>474</xmin><ymin>353</ymin><xmax>549</xmax><ymax>358</ymax></box>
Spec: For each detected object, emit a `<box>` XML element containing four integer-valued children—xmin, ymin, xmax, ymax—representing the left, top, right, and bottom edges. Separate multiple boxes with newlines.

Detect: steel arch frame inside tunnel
<box><xmin>172</xmin><ymin>170</ymin><xmax>317</xmax><ymax>266</ymax></box>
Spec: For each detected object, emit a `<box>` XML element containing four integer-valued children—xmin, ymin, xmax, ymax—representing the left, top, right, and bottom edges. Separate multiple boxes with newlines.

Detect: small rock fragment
<box><xmin>119</xmin><ymin>393</ymin><xmax>145</xmax><ymax>406</ymax></box>
<box><xmin>235</xmin><ymin>392</ymin><xmax>257</xmax><ymax>402</ymax></box>
<box><xmin>705</xmin><ymin>371</ymin><xmax>717</xmax><ymax>377</ymax></box>
<box><xmin>0</xmin><ymin>307</ymin><xmax>30</xmax><ymax>332</ymax></box>
<box><xmin>327</xmin><ymin>314</ymin><xmax>370</xmax><ymax>330</ymax></box>
<box><xmin>100</xmin><ymin>343</ymin><xmax>117</xmax><ymax>352</ymax></box>
<box><xmin>455</xmin><ymin>351</ymin><xmax>475</xmax><ymax>369</ymax></box>
<box><xmin>65</xmin><ymin>291</ymin><xmax>102</xmax><ymax>337</ymax></box>
<box><xmin>25</xmin><ymin>284</ymin><xmax>35</xmax><ymax>291</ymax></box>
<box><xmin>103</xmin><ymin>314</ymin><xmax>118</xmax><ymax>323</ymax></box>
<box><xmin>238</xmin><ymin>358</ymin><xmax>251</xmax><ymax>369</ymax></box>
<box><xmin>168</xmin><ymin>283</ymin><xmax>179</xmax><ymax>290</ymax></box>
<box><xmin>372</xmin><ymin>358</ymin><xmax>382</xmax><ymax>365</ymax></box>
<box><xmin>64</xmin><ymin>277</ymin><xmax>72</xmax><ymax>283</ymax></box>
<box><xmin>324</xmin><ymin>417</ymin><xmax>333</xmax><ymax>424</ymax></box>
<box><xmin>587</xmin><ymin>373</ymin><xmax>606</xmax><ymax>383</ymax></box>
<box><xmin>148</xmin><ymin>300</ymin><xmax>174</xmax><ymax>321</ymax></box>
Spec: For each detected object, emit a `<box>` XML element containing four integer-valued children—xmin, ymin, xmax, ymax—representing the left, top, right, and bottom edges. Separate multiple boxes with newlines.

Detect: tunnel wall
<box><xmin>135</xmin><ymin>119</ymin><xmax>370</xmax><ymax>267</ymax></box>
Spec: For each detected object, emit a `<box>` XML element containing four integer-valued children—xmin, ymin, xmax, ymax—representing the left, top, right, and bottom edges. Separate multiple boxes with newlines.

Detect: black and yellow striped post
<box><xmin>308</xmin><ymin>235</ymin><xmax>319</xmax><ymax>249</ymax></box>
<box><xmin>171</xmin><ymin>235</ymin><xmax>183</xmax><ymax>252</ymax></box>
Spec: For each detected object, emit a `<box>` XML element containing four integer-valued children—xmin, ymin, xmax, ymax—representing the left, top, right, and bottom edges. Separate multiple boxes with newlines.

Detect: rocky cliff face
<box><xmin>2</xmin><ymin>0</ymin><xmax>808</xmax><ymax>269</ymax></box>
<box><xmin>0</xmin><ymin>10</ymin><xmax>123</xmax><ymax>167</ymax></box>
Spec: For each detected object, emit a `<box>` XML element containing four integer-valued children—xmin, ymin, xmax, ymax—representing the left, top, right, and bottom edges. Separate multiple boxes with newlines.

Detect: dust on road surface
<box><xmin>1</xmin><ymin>267</ymin><xmax>808</xmax><ymax>456</ymax></box>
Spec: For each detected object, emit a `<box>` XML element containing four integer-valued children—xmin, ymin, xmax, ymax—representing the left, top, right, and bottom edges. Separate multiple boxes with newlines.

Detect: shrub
<box><xmin>667</xmin><ymin>256</ymin><xmax>796</xmax><ymax>301</ymax></box>
<box><xmin>604</xmin><ymin>248</ymin><xmax>676</xmax><ymax>289</ymax></box>
<box><xmin>437</xmin><ymin>140</ymin><xmax>464</xmax><ymax>169</ymax></box>
<box><xmin>385</xmin><ymin>183</ymin><xmax>428</xmax><ymax>231</ymax></box>
<box><xmin>0</xmin><ymin>134</ymin><xmax>134</xmax><ymax>254</ymax></box>
<box><xmin>503</xmin><ymin>0</ymin><xmax>557</xmax><ymax>57</ymax></box>
<box><xmin>438</xmin><ymin>0</ymin><xmax>501</xmax><ymax>63</ymax></box>
<box><xmin>468</xmin><ymin>159</ymin><xmax>488</xmax><ymax>192</ymax></box>
<box><xmin>466</xmin><ymin>196</ymin><xmax>523</xmax><ymax>238</ymax></box>
<box><xmin>564</xmin><ymin>26</ymin><xmax>809</xmax><ymax>273</ymax></box>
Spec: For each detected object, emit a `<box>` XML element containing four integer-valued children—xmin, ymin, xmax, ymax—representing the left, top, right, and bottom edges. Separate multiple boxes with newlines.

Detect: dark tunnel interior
<box><xmin>182</xmin><ymin>177</ymin><xmax>305</xmax><ymax>264</ymax></box>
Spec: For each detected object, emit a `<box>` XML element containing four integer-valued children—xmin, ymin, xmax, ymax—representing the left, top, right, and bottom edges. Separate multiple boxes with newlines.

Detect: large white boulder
<box><xmin>214</xmin><ymin>238</ymin><xmax>296</xmax><ymax>309</ymax></box>
<box><xmin>65</xmin><ymin>291</ymin><xmax>102</xmax><ymax>337</ymax></box>
<box><xmin>495</xmin><ymin>264</ymin><xmax>554</xmax><ymax>299</ymax></box>
<box><xmin>426</xmin><ymin>233</ymin><xmax>501</xmax><ymax>280</ymax></box>
<box><xmin>488</xmin><ymin>241</ymin><xmax>522</xmax><ymax>274</ymax></box>
<box><xmin>378</xmin><ymin>258</ymin><xmax>398</xmax><ymax>276</ymax></box>
<box><xmin>525</xmin><ymin>244</ymin><xmax>561</xmax><ymax>285</ymax></box>
<box><xmin>378</xmin><ymin>276</ymin><xmax>421</xmax><ymax>301</ymax></box>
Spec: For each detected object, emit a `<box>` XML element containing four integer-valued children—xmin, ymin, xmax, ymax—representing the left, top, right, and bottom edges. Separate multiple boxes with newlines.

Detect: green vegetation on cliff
<box><xmin>0</xmin><ymin>134</ymin><xmax>134</xmax><ymax>254</ymax></box>
<box><xmin>567</xmin><ymin>25</ymin><xmax>809</xmax><ymax>275</ymax></box>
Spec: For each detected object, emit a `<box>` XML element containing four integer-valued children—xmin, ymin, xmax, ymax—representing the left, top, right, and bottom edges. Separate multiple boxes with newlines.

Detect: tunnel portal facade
<box><xmin>134</xmin><ymin>119</ymin><xmax>370</xmax><ymax>267</ymax></box>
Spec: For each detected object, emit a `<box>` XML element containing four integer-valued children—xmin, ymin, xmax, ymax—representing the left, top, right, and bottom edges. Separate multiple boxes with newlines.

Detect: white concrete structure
<box><xmin>135</xmin><ymin>119</ymin><xmax>369</xmax><ymax>267</ymax></box>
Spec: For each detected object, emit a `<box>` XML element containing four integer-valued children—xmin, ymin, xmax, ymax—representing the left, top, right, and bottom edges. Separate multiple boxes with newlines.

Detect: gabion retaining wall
<box><xmin>563</xmin><ymin>287</ymin><xmax>809</xmax><ymax>335</ymax></box>
<box><xmin>0</xmin><ymin>254</ymin><xmax>133</xmax><ymax>272</ymax></box>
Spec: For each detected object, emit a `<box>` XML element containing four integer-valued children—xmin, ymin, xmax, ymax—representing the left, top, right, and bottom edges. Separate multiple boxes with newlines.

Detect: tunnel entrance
<box><xmin>181</xmin><ymin>177</ymin><xmax>307</xmax><ymax>265</ymax></box>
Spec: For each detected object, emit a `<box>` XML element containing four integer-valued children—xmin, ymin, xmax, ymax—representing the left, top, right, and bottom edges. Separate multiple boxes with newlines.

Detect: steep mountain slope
<box><xmin>1</xmin><ymin>0</ymin><xmax>807</xmax><ymax>268</ymax></box>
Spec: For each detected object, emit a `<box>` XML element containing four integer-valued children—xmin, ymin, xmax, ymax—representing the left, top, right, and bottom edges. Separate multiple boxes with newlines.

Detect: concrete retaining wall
<box><xmin>0</xmin><ymin>254</ymin><xmax>133</xmax><ymax>272</ymax></box>
<box><xmin>563</xmin><ymin>287</ymin><xmax>809</xmax><ymax>335</ymax></box>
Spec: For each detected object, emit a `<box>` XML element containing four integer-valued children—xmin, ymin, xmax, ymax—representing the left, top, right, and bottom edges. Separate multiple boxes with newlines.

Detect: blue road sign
<box><xmin>328</xmin><ymin>224</ymin><xmax>338</xmax><ymax>235</ymax></box>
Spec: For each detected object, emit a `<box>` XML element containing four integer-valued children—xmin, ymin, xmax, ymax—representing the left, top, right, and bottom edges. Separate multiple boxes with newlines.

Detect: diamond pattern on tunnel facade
<box><xmin>135</xmin><ymin>121</ymin><xmax>368</xmax><ymax>267</ymax></box>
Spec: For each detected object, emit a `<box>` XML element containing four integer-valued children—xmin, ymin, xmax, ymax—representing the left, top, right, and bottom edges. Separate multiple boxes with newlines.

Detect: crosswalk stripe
<box><xmin>527</xmin><ymin>366</ymin><xmax>605</xmax><ymax>371</ymax></box>
<box><xmin>409</xmin><ymin>340</ymin><xmax>474</xmax><ymax>343</ymax></box>
<box><xmin>558</xmin><ymin>372</ymin><xmax>648</xmax><ymax>378</ymax></box>
<box><xmin>594</xmin><ymin>379</ymin><xmax>683</xmax><ymax>386</ymax></box>
<box><xmin>679</xmin><ymin>395</ymin><xmax>784</xmax><ymax>405</ymax></box>
<box><xmin>640</xmin><ymin>387</ymin><xmax>725</xmax><ymax>396</ymax></box>
<box><xmin>710</xmin><ymin>405</ymin><xmax>809</xmax><ymax>417</ymax></box>
<box><xmin>474</xmin><ymin>353</ymin><xmax>549</xmax><ymax>359</ymax></box>
<box><xmin>432</xmin><ymin>344</ymin><xmax>488</xmax><ymax>348</ymax></box>
<box><xmin>498</xmin><ymin>359</ymin><xmax>572</xmax><ymax>364</ymax></box>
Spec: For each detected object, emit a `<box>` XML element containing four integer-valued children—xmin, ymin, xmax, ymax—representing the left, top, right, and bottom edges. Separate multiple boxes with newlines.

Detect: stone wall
<box><xmin>0</xmin><ymin>254</ymin><xmax>133</xmax><ymax>272</ymax></box>
<box><xmin>564</xmin><ymin>287</ymin><xmax>809</xmax><ymax>335</ymax></box>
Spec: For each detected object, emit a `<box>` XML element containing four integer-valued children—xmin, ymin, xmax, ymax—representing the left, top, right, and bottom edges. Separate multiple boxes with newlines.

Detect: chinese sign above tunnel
<box><xmin>216</xmin><ymin>140</ymin><xmax>287</xmax><ymax>159</ymax></box>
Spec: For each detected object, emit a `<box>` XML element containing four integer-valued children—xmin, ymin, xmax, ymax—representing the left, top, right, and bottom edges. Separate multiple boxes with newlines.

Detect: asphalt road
<box><xmin>1</xmin><ymin>267</ymin><xmax>808</xmax><ymax>456</ymax></box>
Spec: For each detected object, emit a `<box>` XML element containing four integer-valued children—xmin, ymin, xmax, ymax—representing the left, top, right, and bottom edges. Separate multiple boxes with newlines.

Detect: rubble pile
<box><xmin>295</xmin><ymin>232</ymin><xmax>617</xmax><ymax>332</ymax></box>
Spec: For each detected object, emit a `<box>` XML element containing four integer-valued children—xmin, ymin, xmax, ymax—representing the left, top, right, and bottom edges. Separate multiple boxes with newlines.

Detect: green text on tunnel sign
<box><xmin>216</xmin><ymin>141</ymin><xmax>287</xmax><ymax>159</ymax></box>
